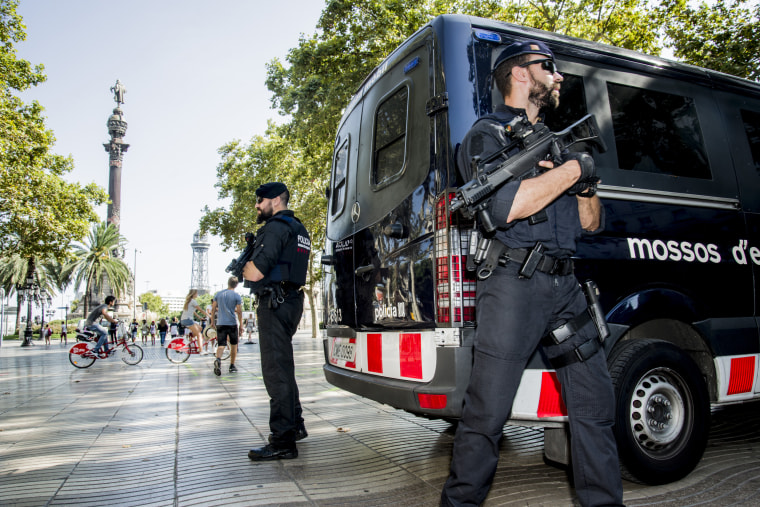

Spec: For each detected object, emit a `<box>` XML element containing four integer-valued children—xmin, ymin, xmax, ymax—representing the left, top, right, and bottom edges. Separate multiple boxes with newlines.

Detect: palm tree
<box><xmin>62</xmin><ymin>222</ymin><xmax>131</xmax><ymax>318</ymax></box>
<box><xmin>0</xmin><ymin>254</ymin><xmax>61</xmax><ymax>335</ymax></box>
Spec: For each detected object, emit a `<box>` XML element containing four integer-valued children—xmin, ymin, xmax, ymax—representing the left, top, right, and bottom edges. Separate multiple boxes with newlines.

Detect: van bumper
<box><xmin>322</xmin><ymin>338</ymin><xmax>472</xmax><ymax>419</ymax></box>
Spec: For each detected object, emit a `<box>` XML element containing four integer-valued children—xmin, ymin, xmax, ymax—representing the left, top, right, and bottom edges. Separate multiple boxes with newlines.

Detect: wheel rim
<box><xmin>628</xmin><ymin>367</ymin><xmax>688</xmax><ymax>452</ymax></box>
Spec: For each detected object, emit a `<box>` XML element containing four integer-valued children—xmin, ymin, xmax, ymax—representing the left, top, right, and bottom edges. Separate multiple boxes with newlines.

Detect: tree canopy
<box><xmin>139</xmin><ymin>292</ymin><xmax>169</xmax><ymax>316</ymax></box>
<box><xmin>0</xmin><ymin>0</ymin><xmax>107</xmax><ymax>262</ymax></box>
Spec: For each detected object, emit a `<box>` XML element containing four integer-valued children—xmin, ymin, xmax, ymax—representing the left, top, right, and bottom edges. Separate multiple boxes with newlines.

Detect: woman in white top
<box><xmin>180</xmin><ymin>289</ymin><xmax>208</xmax><ymax>354</ymax></box>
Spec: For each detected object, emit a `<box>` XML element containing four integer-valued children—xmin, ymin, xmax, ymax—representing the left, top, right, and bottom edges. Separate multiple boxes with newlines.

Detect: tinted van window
<box><xmin>373</xmin><ymin>86</ymin><xmax>409</xmax><ymax>187</ymax></box>
<box><xmin>741</xmin><ymin>109</ymin><xmax>760</xmax><ymax>174</ymax></box>
<box><xmin>607</xmin><ymin>82</ymin><xmax>711</xmax><ymax>179</ymax></box>
<box><xmin>331</xmin><ymin>137</ymin><xmax>349</xmax><ymax>216</ymax></box>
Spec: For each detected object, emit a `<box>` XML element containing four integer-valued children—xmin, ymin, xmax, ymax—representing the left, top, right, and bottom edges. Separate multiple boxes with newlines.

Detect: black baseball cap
<box><xmin>493</xmin><ymin>40</ymin><xmax>554</xmax><ymax>72</ymax></box>
<box><xmin>255</xmin><ymin>182</ymin><xmax>288</xmax><ymax>199</ymax></box>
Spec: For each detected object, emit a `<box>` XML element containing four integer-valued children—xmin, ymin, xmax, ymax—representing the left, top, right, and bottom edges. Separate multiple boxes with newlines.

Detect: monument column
<box><xmin>104</xmin><ymin>79</ymin><xmax>129</xmax><ymax>227</ymax></box>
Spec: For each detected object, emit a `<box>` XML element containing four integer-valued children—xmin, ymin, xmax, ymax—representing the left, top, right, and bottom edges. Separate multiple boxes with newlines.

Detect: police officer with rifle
<box><xmin>441</xmin><ymin>41</ymin><xmax>623</xmax><ymax>506</ymax></box>
<box><xmin>241</xmin><ymin>182</ymin><xmax>311</xmax><ymax>461</ymax></box>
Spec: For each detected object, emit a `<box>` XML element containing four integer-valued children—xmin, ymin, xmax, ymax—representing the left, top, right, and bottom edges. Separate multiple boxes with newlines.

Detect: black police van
<box><xmin>321</xmin><ymin>13</ymin><xmax>760</xmax><ymax>484</ymax></box>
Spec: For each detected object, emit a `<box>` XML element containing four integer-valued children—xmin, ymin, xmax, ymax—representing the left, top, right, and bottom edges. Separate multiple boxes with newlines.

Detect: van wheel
<box><xmin>607</xmin><ymin>339</ymin><xmax>709</xmax><ymax>484</ymax></box>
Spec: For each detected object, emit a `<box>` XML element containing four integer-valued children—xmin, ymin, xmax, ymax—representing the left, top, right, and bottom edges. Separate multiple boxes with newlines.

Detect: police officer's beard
<box><xmin>256</xmin><ymin>207</ymin><xmax>273</xmax><ymax>224</ymax></box>
<box><xmin>528</xmin><ymin>75</ymin><xmax>559</xmax><ymax>112</ymax></box>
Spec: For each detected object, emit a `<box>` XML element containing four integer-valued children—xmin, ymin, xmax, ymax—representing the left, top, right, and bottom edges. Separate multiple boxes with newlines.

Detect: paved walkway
<box><xmin>1</xmin><ymin>333</ymin><xmax>760</xmax><ymax>506</ymax></box>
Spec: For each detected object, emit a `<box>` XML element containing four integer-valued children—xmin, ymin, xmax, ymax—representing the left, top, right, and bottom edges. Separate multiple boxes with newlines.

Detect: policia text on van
<box><xmin>320</xmin><ymin>14</ymin><xmax>760</xmax><ymax>486</ymax></box>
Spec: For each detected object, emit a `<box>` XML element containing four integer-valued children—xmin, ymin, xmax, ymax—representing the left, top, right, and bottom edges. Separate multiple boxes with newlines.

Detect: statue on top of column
<box><xmin>111</xmin><ymin>79</ymin><xmax>126</xmax><ymax>105</ymax></box>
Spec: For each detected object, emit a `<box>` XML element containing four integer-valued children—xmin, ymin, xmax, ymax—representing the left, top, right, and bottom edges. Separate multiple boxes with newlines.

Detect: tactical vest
<box><xmin>253</xmin><ymin>213</ymin><xmax>311</xmax><ymax>290</ymax></box>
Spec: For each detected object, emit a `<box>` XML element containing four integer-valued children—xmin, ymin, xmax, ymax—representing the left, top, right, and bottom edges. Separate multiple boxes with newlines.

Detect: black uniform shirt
<box><xmin>457</xmin><ymin>104</ymin><xmax>593</xmax><ymax>257</ymax></box>
<box><xmin>251</xmin><ymin>210</ymin><xmax>298</xmax><ymax>285</ymax></box>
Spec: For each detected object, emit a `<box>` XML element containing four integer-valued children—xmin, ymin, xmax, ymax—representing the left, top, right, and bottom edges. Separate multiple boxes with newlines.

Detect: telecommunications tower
<box><xmin>190</xmin><ymin>231</ymin><xmax>210</xmax><ymax>295</ymax></box>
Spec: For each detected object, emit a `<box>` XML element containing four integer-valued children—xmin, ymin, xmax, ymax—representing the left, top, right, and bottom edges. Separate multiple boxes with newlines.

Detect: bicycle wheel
<box><xmin>69</xmin><ymin>342</ymin><xmax>96</xmax><ymax>368</ymax></box>
<box><xmin>166</xmin><ymin>338</ymin><xmax>190</xmax><ymax>363</ymax></box>
<box><xmin>121</xmin><ymin>343</ymin><xmax>144</xmax><ymax>365</ymax></box>
<box><xmin>212</xmin><ymin>340</ymin><xmax>231</xmax><ymax>360</ymax></box>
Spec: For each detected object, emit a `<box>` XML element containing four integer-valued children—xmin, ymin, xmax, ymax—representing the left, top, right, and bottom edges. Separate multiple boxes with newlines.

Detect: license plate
<box><xmin>331</xmin><ymin>338</ymin><xmax>356</xmax><ymax>364</ymax></box>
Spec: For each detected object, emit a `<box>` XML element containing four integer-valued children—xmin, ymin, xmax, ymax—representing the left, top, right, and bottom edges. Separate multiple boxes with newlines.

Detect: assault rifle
<box><xmin>225</xmin><ymin>231</ymin><xmax>257</xmax><ymax>289</ymax></box>
<box><xmin>449</xmin><ymin>113</ymin><xmax>607</xmax><ymax>233</ymax></box>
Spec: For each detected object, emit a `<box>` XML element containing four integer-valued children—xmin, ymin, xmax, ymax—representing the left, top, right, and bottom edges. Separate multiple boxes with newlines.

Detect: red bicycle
<box><xmin>165</xmin><ymin>327</ymin><xmax>230</xmax><ymax>363</ymax></box>
<box><xmin>69</xmin><ymin>321</ymin><xmax>144</xmax><ymax>368</ymax></box>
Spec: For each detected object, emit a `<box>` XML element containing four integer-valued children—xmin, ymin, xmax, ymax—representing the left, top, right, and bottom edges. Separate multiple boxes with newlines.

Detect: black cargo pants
<box><xmin>442</xmin><ymin>261</ymin><xmax>623</xmax><ymax>507</ymax></box>
<box><xmin>257</xmin><ymin>289</ymin><xmax>305</xmax><ymax>449</ymax></box>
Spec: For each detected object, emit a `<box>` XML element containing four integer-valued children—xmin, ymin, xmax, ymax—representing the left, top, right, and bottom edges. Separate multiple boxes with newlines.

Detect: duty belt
<box><xmin>501</xmin><ymin>248</ymin><xmax>574</xmax><ymax>276</ymax></box>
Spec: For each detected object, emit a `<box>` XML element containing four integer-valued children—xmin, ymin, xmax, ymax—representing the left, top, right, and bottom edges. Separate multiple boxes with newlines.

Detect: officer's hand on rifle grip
<box><xmin>563</xmin><ymin>152</ymin><xmax>599</xmax><ymax>196</ymax></box>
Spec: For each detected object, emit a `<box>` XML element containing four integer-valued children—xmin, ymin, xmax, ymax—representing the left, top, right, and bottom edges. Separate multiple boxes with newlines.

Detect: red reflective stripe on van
<box><xmin>537</xmin><ymin>372</ymin><xmax>567</xmax><ymax>417</ymax></box>
<box><xmin>400</xmin><ymin>333</ymin><xmax>423</xmax><ymax>379</ymax></box>
<box><xmin>727</xmin><ymin>356</ymin><xmax>755</xmax><ymax>395</ymax></box>
<box><xmin>366</xmin><ymin>333</ymin><xmax>383</xmax><ymax>373</ymax></box>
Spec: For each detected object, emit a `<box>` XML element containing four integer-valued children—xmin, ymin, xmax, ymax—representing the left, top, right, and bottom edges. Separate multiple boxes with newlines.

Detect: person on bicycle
<box><xmin>180</xmin><ymin>289</ymin><xmax>208</xmax><ymax>354</ymax></box>
<box><xmin>86</xmin><ymin>296</ymin><xmax>118</xmax><ymax>357</ymax></box>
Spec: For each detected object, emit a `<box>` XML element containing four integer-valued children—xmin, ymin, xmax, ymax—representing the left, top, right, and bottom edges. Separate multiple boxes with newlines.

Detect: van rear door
<box><xmin>351</xmin><ymin>35</ymin><xmax>435</xmax><ymax>329</ymax></box>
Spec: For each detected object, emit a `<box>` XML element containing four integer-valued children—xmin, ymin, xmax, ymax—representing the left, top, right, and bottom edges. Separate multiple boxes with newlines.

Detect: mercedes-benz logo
<box><xmin>351</xmin><ymin>202</ymin><xmax>361</xmax><ymax>223</ymax></box>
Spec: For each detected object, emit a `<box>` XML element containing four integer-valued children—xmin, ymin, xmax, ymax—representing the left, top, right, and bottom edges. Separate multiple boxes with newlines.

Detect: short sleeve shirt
<box><xmin>214</xmin><ymin>289</ymin><xmax>242</xmax><ymax>326</ymax></box>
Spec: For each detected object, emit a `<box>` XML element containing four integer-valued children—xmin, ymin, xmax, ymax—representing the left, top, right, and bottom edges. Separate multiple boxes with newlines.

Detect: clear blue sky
<box><xmin>16</xmin><ymin>0</ymin><xmax>326</xmax><ymax>311</ymax></box>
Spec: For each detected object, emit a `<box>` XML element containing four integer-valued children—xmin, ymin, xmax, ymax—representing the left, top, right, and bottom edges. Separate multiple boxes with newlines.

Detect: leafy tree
<box><xmin>0</xmin><ymin>253</ymin><xmax>61</xmax><ymax>334</ymax></box>
<box><xmin>61</xmin><ymin>222</ymin><xmax>131</xmax><ymax>318</ymax></box>
<box><xmin>0</xmin><ymin>0</ymin><xmax>108</xmax><ymax>286</ymax></box>
<box><xmin>196</xmin><ymin>293</ymin><xmax>213</xmax><ymax>315</ymax></box>
<box><xmin>139</xmin><ymin>292</ymin><xmax>169</xmax><ymax>316</ymax></box>
<box><xmin>660</xmin><ymin>0</ymin><xmax>760</xmax><ymax>81</ymax></box>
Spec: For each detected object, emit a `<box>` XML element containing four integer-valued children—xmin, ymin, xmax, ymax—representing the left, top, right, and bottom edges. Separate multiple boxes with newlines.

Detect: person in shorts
<box><xmin>210</xmin><ymin>276</ymin><xmax>243</xmax><ymax>375</ymax></box>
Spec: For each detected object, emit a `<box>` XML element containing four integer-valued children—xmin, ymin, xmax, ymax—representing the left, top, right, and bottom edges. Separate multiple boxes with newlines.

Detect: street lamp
<box><xmin>17</xmin><ymin>275</ymin><xmax>52</xmax><ymax>347</ymax></box>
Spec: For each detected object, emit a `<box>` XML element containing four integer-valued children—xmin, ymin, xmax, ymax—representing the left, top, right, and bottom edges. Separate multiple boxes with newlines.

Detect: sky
<box><xmin>16</xmin><ymin>0</ymin><xmax>327</xmax><ymax>314</ymax></box>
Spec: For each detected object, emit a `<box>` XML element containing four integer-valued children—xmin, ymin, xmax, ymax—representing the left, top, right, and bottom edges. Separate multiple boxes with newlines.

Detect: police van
<box><xmin>320</xmin><ymin>13</ymin><xmax>760</xmax><ymax>484</ymax></box>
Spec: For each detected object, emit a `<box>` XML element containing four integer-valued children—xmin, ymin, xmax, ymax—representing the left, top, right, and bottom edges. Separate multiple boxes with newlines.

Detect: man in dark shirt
<box><xmin>243</xmin><ymin>182</ymin><xmax>311</xmax><ymax>461</ymax></box>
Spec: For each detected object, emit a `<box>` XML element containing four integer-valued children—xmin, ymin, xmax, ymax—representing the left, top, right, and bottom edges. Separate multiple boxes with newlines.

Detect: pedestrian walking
<box><xmin>243</xmin><ymin>182</ymin><xmax>311</xmax><ymax>461</ymax></box>
<box><xmin>130</xmin><ymin>319</ymin><xmax>138</xmax><ymax>342</ymax></box>
<box><xmin>149</xmin><ymin>321</ymin><xmax>157</xmax><ymax>345</ymax></box>
<box><xmin>158</xmin><ymin>318</ymin><xmax>168</xmax><ymax>346</ymax></box>
<box><xmin>43</xmin><ymin>324</ymin><xmax>52</xmax><ymax>345</ymax></box>
<box><xmin>210</xmin><ymin>276</ymin><xmax>243</xmax><ymax>376</ymax></box>
<box><xmin>245</xmin><ymin>317</ymin><xmax>256</xmax><ymax>344</ymax></box>
<box><xmin>60</xmin><ymin>322</ymin><xmax>67</xmax><ymax>345</ymax></box>
<box><xmin>141</xmin><ymin>320</ymin><xmax>149</xmax><ymax>344</ymax></box>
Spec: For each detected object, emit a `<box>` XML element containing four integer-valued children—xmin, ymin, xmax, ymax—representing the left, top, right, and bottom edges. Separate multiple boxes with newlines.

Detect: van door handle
<box><xmin>383</xmin><ymin>223</ymin><xmax>407</xmax><ymax>239</ymax></box>
<box><xmin>355</xmin><ymin>265</ymin><xmax>374</xmax><ymax>276</ymax></box>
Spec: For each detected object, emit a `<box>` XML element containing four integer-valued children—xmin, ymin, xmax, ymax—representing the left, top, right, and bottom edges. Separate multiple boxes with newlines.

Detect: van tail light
<box><xmin>434</xmin><ymin>191</ymin><xmax>476</xmax><ymax>326</ymax></box>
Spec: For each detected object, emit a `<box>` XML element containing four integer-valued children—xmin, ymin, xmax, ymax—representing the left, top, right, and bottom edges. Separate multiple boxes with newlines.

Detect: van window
<box><xmin>607</xmin><ymin>83</ymin><xmax>711</xmax><ymax>179</ymax></box>
<box><xmin>741</xmin><ymin>109</ymin><xmax>760</xmax><ymax>174</ymax></box>
<box><xmin>544</xmin><ymin>73</ymin><xmax>587</xmax><ymax>131</ymax></box>
<box><xmin>331</xmin><ymin>137</ymin><xmax>349</xmax><ymax>216</ymax></box>
<box><xmin>373</xmin><ymin>86</ymin><xmax>409</xmax><ymax>187</ymax></box>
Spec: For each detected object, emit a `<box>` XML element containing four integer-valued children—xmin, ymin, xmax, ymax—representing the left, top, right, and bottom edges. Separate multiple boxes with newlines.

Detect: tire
<box><xmin>607</xmin><ymin>338</ymin><xmax>710</xmax><ymax>485</ymax></box>
<box><xmin>69</xmin><ymin>343</ymin><xmax>96</xmax><ymax>368</ymax></box>
<box><xmin>165</xmin><ymin>338</ymin><xmax>190</xmax><ymax>363</ymax></box>
<box><xmin>120</xmin><ymin>343</ymin><xmax>144</xmax><ymax>365</ymax></box>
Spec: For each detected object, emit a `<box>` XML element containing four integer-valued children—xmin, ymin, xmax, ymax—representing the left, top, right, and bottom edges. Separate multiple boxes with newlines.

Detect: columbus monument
<box><xmin>90</xmin><ymin>80</ymin><xmax>132</xmax><ymax>317</ymax></box>
<box><xmin>104</xmin><ymin>79</ymin><xmax>129</xmax><ymax>227</ymax></box>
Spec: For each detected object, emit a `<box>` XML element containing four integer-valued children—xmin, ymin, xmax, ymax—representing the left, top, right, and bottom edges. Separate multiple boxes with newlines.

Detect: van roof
<box><xmin>348</xmin><ymin>13</ymin><xmax>759</xmax><ymax>112</ymax></box>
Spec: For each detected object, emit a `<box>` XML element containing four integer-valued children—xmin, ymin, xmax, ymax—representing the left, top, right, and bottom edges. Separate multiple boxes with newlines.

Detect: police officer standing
<box><xmin>243</xmin><ymin>182</ymin><xmax>311</xmax><ymax>461</ymax></box>
<box><xmin>441</xmin><ymin>41</ymin><xmax>624</xmax><ymax>506</ymax></box>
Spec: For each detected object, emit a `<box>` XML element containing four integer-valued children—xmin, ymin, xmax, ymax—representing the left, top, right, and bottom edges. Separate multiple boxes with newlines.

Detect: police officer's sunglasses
<box><xmin>518</xmin><ymin>58</ymin><xmax>560</xmax><ymax>75</ymax></box>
